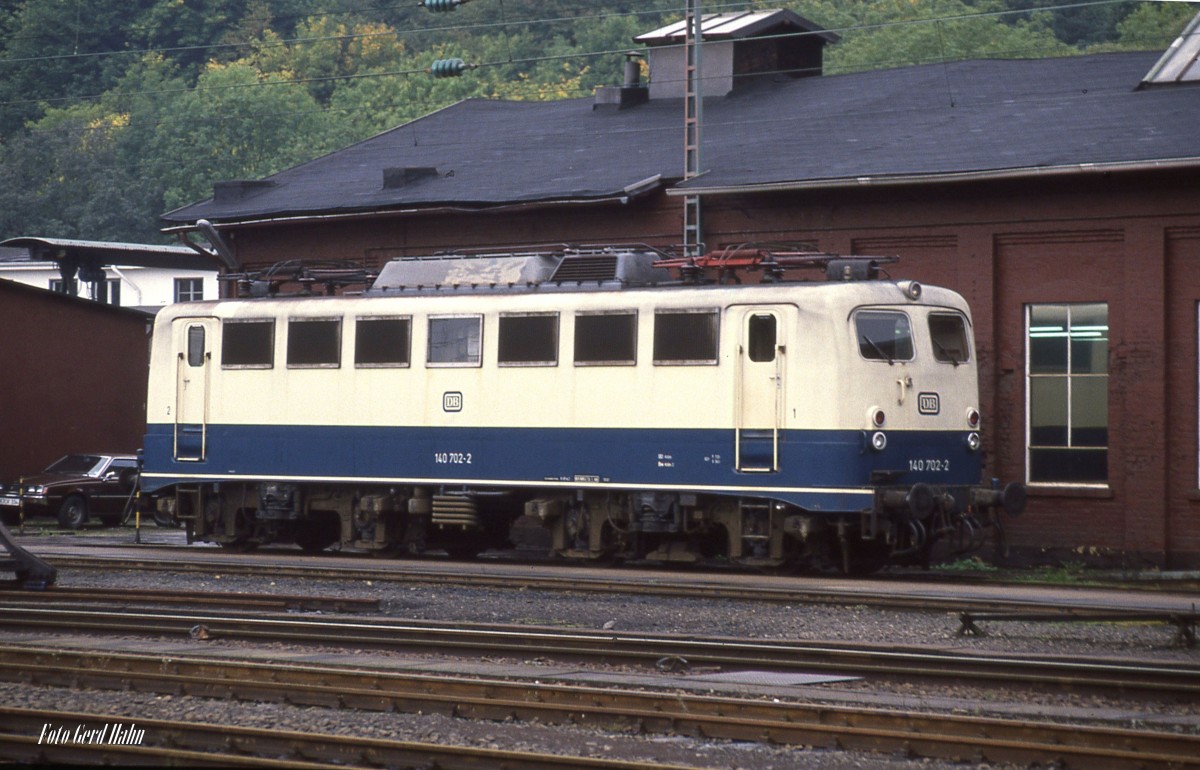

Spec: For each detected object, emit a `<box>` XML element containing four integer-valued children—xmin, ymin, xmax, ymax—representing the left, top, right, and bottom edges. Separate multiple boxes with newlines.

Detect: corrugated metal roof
<box><xmin>0</xmin><ymin>237</ymin><xmax>218</xmax><ymax>270</ymax></box>
<box><xmin>634</xmin><ymin>9</ymin><xmax>838</xmax><ymax>44</ymax></box>
<box><xmin>1142</xmin><ymin>10</ymin><xmax>1200</xmax><ymax>86</ymax></box>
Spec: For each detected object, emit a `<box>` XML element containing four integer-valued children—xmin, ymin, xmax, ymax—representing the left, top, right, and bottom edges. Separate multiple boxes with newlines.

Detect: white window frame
<box><xmin>1025</xmin><ymin>303</ymin><xmax>1109</xmax><ymax>487</ymax></box>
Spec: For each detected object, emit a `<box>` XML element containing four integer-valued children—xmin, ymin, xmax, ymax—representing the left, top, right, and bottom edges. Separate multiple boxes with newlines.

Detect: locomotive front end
<box><xmin>839</xmin><ymin>278</ymin><xmax>1024</xmax><ymax>570</ymax></box>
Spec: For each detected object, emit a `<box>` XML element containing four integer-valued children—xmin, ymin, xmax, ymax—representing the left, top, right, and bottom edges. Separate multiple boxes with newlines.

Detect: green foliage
<box><xmin>0</xmin><ymin>0</ymin><xmax>1194</xmax><ymax>242</ymax></box>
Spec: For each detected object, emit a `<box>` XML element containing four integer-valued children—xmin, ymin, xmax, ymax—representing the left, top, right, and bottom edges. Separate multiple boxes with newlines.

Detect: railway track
<box><xmin>0</xmin><ymin>706</ymin><xmax>682</xmax><ymax>769</ymax></box>
<box><xmin>20</xmin><ymin>547</ymin><xmax>1200</xmax><ymax>617</ymax></box>
<box><xmin>1</xmin><ymin>645</ymin><xmax>1197</xmax><ymax>768</ymax></box>
<box><xmin>0</xmin><ymin>601</ymin><xmax>1197</xmax><ymax>698</ymax></box>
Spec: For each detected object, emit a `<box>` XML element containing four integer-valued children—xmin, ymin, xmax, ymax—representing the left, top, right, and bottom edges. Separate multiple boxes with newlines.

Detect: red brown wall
<box><xmin>0</xmin><ymin>281</ymin><xmax>150</xmax><ymax>479</ymax></box>
<box><xmin>215</xmin><ymin>171</ymin><xmax>1200</xmax><ymax>567</ymax></box>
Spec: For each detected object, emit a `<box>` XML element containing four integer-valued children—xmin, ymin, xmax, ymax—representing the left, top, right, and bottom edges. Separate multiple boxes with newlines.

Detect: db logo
<box><xmin>917</xmin><ymin>392</ymin><xmax>940</xmax><ymax>415</ymax></box>
<box><xmin>443</xmin><ymin>391</ymin><xmax>463</xmax><ymax>412</ymax></box>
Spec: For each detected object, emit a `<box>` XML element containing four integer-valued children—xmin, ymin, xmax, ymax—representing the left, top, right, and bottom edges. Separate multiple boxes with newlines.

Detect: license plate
<box><xmin>0</xmin><ymin>497</ymin><xmax>20</xmax><ymax>507</ymax></box>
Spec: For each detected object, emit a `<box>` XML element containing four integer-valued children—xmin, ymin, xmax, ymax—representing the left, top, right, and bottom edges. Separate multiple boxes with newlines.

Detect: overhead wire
<box><xmin>5</xmin><ymin>0</ymin><xmax>1187</xmax><ymax>174</ymax></box>
<box><xmin>9</xmin><ymin>0</ymin><xmax>1159</xmax><ymax>125</ymax></box>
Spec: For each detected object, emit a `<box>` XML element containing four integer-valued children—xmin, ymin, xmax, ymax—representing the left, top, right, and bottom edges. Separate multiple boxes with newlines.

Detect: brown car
<box><xmin>0</xmin><ymin>454</ymin><xmax>139</xmax><ymax>529</ymax></box>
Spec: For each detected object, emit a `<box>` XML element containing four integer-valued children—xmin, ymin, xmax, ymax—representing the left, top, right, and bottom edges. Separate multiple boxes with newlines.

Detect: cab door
<box><xmin>732</xmin><ymin>306</ymin><xmax>792</xmax><ymax>472</ymax></box>
<box><xmin>173</xmin><ymin>317</ymin><xmax>216</xmax><ymax>461</ymax></box>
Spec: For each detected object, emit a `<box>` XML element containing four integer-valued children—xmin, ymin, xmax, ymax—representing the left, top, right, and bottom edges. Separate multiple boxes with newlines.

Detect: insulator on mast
<box><xmin>430</xmin><ymin>58</ymin><xmax>472</xmax><ymax>77</ymax></box>
<box><xmin>421</xmin><ymin>0</ymin><xmax>467</xmax><ymax>11</ymax></box>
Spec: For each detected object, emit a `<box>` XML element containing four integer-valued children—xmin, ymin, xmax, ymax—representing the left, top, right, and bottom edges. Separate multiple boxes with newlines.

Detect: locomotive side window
<box><xmin>287</xmin><ymin>318</ymin><xmax>341</xmax><ymax>368</ymax></box>
<box><xmin>428</xmin><ymin>315</ymin><xmax>482</xmax><ymax>367</ymax></box>
<box><xmin>653</xmin><ymin>310</ymin><xmax>719</xmax><ymax>365</ymax></box>
<box><xmin>574</xmin><ymin>311</ymin><xmax>636</xmax><ymax>366</ymax></box>
<box><xmin>929</xmin><ymin>313</ymin><xmax>970</xmax><ymax>364</ymax></box>
<box><xmin>186</xmin><ymin>325</ymin><xmax>206</xmax><ymax>367</ymax></box>
<box><xmin>856</xmin><ymin>311</ymin><xmax>914</xmax><ymax>363</ymax></box>
<box><xmin>355</xmin><ymin>317</ymin><xmax>411</xmax><ymax>367</ymax></box>
<box><xmin>221</xmin><ymin>320</ymin><xmax>274</xmax><ymax>368</ymax></box>
<box><xmin>747</xmin><ymin>313</ymin><xmax>777</xmax><ymax>363</ymax></box>
<box><xmin>499</xmin><ymin>313</ymin><xmax>558</xmax><ymax>366</ymax></box>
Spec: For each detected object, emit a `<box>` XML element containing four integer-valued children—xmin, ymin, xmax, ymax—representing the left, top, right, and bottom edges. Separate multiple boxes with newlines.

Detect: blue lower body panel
<box><xmin>141</xmin><ymin>424</ymin><xmax>981</xmax><ymax>513</ymax></box>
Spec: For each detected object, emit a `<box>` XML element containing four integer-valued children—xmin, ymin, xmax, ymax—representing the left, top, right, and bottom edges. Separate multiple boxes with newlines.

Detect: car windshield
<box><xmin>44</xmin><ymin>454</ymin><xmax>106</xmax><ymax>476</ymax></box>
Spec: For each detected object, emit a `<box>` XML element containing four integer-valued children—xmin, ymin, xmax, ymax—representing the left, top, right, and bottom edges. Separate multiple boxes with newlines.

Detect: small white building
<box><xmin>0</xmin><ymin>238</ymin><xmax>221</xmax><ymax>312</ymax></box>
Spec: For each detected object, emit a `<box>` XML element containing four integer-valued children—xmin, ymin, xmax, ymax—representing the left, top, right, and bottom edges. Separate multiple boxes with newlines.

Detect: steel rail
<box><xmin>1</xmin><ymin>650</ymin><xmax>1198</xmax><ymax>768</ymax></box>
<box><xmin>0</xmin><ymin>706</ymin><xmax>685</xmax><ymax>769</ymax></box>
<box><xmin>0</xmin><ymin>586</ymin><xmax>380</xmax><ymax>614</ymax></box>
<box><xmin>0</xmin><ymin>605</ymin><xmax>1197</xmax><ymax>698</ymax></box>
<box><xmin>29</xmin><ymin>551</ymin><xmax>1199</xmax><ymax>615</ymax></box>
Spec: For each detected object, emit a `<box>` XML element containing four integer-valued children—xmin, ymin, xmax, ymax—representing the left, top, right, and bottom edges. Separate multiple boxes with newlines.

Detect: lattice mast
<box><xmin>683</xmin><ymin>0</ymin><xmax>704</xmax><ymax>257</ymax></box>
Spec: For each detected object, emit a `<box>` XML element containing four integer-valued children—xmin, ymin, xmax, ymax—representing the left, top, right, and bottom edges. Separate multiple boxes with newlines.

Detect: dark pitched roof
<box><xmin>162</xmin><ymin>50</ymin><xmax>1198</xmax><ymax>226</ymax></box>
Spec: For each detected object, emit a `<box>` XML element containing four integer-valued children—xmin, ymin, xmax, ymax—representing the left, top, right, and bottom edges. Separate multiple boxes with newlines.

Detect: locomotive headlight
<box><xmin>903</xmin><ymin>281</ymin><xmax>922</xmax><ymax>301</ymax></box>
<box><xmin>966</xmin><ymin>408</ymin><xmax>981</xmax><ymax>428</ymax></box>
<box><xmin>966</xmin><ymin>432</ymin><xmax>982</xmax><ymax>452</ymax></box>
<box><xmin>870</xmin><ymin>431</ymin><xmax>888</xmax><ymax>452</ymax></box>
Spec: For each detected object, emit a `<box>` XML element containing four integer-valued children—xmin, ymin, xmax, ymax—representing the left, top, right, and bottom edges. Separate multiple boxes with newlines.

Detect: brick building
<box><xmin>161</xmin><ymin>10</ymin><xmax>1200</xmax><ymax>567</ymax></box>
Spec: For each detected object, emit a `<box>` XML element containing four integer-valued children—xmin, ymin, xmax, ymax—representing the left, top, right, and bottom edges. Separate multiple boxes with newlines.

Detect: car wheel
<box><xmin>58</xmin><ymin>495</ymin><xmax>88</xmax><ymax>530</ymax></box>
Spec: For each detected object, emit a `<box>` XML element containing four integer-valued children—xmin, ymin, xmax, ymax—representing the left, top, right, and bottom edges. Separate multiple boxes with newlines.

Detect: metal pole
<box><xmin>683</xmin><ymin>0</ymin><xmax>704</xmax><ymax>257</ymax></box>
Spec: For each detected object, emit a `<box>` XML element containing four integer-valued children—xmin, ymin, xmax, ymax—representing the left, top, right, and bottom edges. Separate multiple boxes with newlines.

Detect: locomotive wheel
<box><xmin>295</xmin><ymin>512</ymin><xmax>340</xmax><ymax>553</ymax></box>
<box><xmin>217</xmin><ymin>507</ymin><xmax>258</xmax><ymax>552</ymax></box>
<box><xmin>842</xmin><ymin>539</ymin><xmax>890</xmax><ymax>576</ymax></box>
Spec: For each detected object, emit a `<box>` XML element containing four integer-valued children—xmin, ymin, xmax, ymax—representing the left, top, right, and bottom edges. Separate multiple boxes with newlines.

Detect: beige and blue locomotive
<box><xmin>141</xmin><ymin>247</ymin><xmax>1023</xmax><ymax>573</ymax></box>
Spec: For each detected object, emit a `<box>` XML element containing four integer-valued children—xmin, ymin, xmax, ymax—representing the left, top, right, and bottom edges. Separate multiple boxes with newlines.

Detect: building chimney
<box><xmin>594</xmin><ymin>52</ymin><xmax>649</xmax><ymax>110</ymax></box>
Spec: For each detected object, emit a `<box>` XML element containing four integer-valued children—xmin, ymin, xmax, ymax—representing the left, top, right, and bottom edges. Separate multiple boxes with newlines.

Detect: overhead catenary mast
<box><xmin>683</xmin><ymin>0</ymin><xmax>704</xmax><ymax>257</ymax></box>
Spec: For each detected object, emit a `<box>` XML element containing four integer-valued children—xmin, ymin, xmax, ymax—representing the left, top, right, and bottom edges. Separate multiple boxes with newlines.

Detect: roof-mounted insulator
<box><xmin>421</xmin><ymin>0</ymin><xmax>468</xmax><ymax>11</ymax></box>
<box><xmin>430</xmin><ymin>58</ymin><xmax>472</xmax><ymax>78</ymax></box>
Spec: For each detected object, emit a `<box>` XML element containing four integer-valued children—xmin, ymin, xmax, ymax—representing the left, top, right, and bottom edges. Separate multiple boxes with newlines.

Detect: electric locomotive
<box><xmin>141</xmin><ymin>246</ymin><xmax>1023</xmax><ymax>574</ymax></box>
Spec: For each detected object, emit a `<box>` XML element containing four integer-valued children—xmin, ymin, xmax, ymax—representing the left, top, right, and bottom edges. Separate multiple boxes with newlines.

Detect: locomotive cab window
<box><xmin>929</xmin><ymin>313</ymin><xmax>970</xmax><ymax>365</ymax></box>
<box><xmin>186</xmin><ymin>325</ymin><xmax>206</xmax><ymax>367</ymax></box>
<box><xmin>653</xmin><ymin>310</ymin><xmax>719</xmax><ymax>365</ymax></box>
<box><xmin>221</xmin><ymin>320</ymin><xmax>274</xmax><ymax>368</ymax></box>
<box><xmin>355</xmin><ymin>317</ymin><xmax>411</xmax><ymax>367</ymax></box>
<box><xmin>287</xmin><ymin>318</ymin><xmax>341</xmax><ymax>368</ymax></box>
<box><xmin>747</xmin><ymin>313</ymin><xmax>777</xmax><ymax>362</ymax></box>
<box><xmin>499</xmin><ymin>313</ymin><xmax>558</xmax><ymax>366</ymax></box>
<box><xmin>428</xmin><ymin>315</ymin><xmax>482</xmax><ymax>367</ymax></box>
<box><xmin>574</xmin><ymin>311</ymin><xmax>637</xmax><ymax>366</ymax></box>
<box><xmin>856</xmin><ymin>310</ymin><xmax>914</xmax><ymax>363</ymax></box>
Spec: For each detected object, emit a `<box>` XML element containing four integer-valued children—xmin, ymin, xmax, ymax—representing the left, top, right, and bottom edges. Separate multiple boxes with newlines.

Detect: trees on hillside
<box><xmin>0</xmin><ymin>0</ymin><xmax>1193</xmax><ymax>243</ymax></box>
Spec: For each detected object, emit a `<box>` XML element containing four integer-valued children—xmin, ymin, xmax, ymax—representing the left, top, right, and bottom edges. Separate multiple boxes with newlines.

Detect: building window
<box><xmin>1026</xmin><ymin>303</ymin><xmax>1108</xmax><ymax>484</ymax></box>
<box><xmin>175</xmin><ymin>278</ymin><xmax>204</xmax><ymax>302</ymax></box>
<box><xmin>222</xmin><ymin>320</ymin><xmax>275</xmax><ymax>368</ymax></box>
<box><xmin>287</xmin><ymin>318</ymin><xmax>341</xmax><ymax>368</ymax></box>
<box><xmin>100</xmin><ymin>279</ymin><xmax>120</xmax><ymax>305</ymax></box>
<box><xmin>574</xmin><ymin>312</ymin><xmax>637</xmax><ymax>366</ymax></box>
<box><xmin>653</xmin><ymin>310</ymin><xmax>719</xmax><ymax>365</ymax></box>
<box><xmin>428</xmin><ymin>315</ymin><xmax>482</xmax><ymax>366</ymax></box>
<box><xmin>355</xmin><ymin>317</ymin><xmax>410</xmax><ymax>367</ymax></box>
<box><xmin>498</xmin><ymin>313</ymin><xmax>558</xmax><ymax>366</ymax></box>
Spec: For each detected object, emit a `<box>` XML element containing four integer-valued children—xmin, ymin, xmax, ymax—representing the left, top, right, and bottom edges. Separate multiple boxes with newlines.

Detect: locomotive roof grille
<box><xmin>367</xmin><ymin>247</ymin><xmax>674</xmax><ymax>295</ymax></box>
<box><xmin>550</xmin><ymin>254</ymin><xmax>619</xmax><ymax>282</ymax></box>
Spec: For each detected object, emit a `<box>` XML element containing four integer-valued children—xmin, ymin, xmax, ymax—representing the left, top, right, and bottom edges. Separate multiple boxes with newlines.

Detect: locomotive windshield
<box><xmin>929</xmin><ymin>313</ymin><xmax>970</xmax><ymax>365</ymax></box>
<box><xmin>856</xmin><ymin>311</ymin><xmax>914</xmax><ymax>363</ymax></box>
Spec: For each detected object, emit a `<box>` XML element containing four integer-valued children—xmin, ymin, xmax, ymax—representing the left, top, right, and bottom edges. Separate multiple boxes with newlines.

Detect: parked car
<box><xmin>0</xmin><ymin>454</ymin><xmax>139</xmax><ymax>529</ymax></box>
